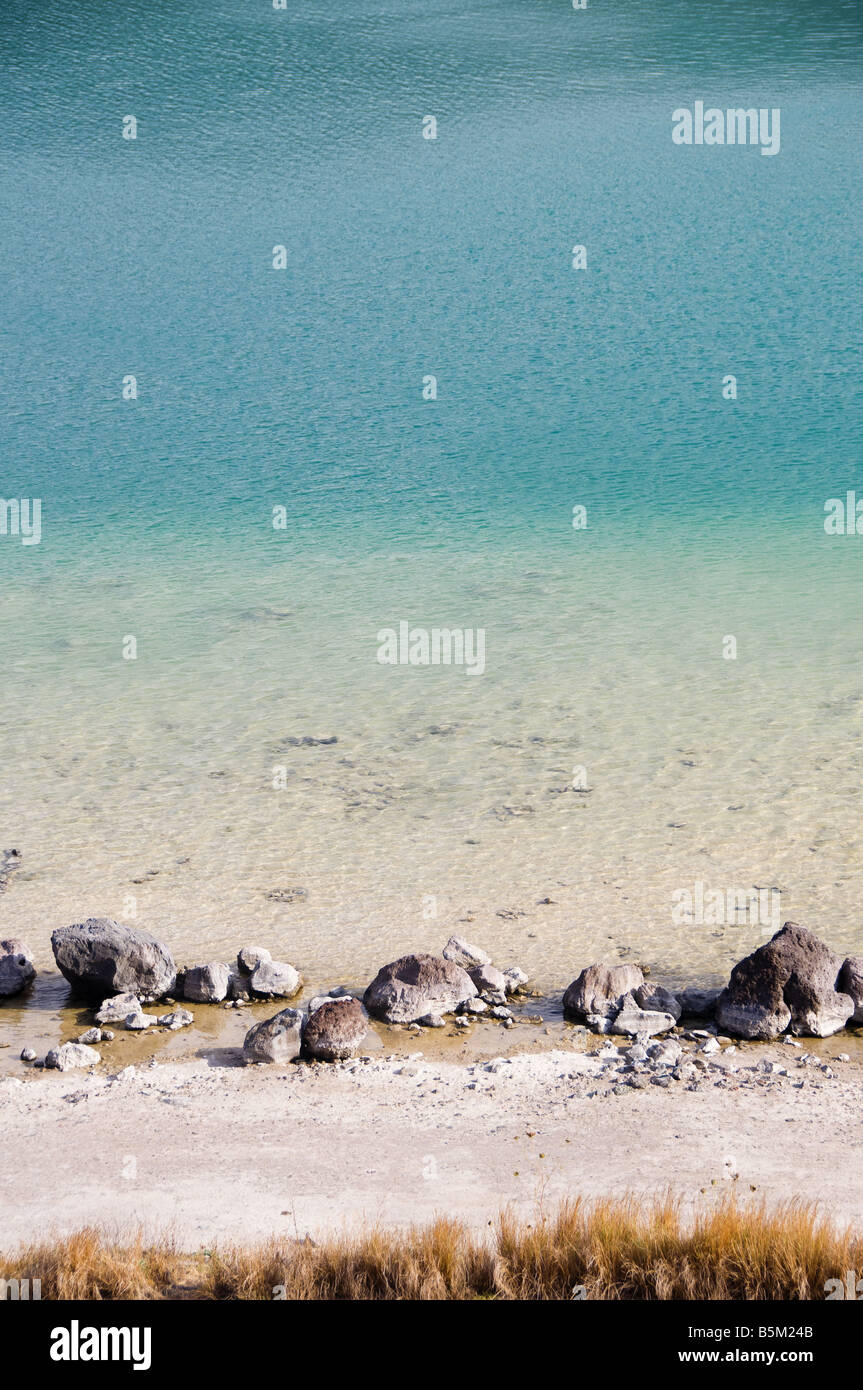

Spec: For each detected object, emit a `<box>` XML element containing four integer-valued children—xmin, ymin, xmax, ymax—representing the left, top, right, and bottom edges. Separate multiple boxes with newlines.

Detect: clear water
<box><xmin>1</xmin><ymin>0</ymin><xmax>862</xmax><ymax>1008</ymax></box>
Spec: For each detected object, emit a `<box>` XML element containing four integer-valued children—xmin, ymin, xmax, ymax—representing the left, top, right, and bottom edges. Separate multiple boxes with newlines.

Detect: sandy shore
<box><xmin>1</xmin><ymin>1039</ymin><xmax>861</xmax><ymax>1250</ymax></box>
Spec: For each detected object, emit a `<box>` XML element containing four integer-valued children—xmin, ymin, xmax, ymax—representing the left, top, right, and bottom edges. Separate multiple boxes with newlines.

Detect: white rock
<box><xmin>95</xmin><ymin>992</ymin><xmax>143</xmax><ymax>1025</ymax></box>
<box><xmin>45</xmin><ymin>1043</ymin><xmax>101</xmax><ymax>1072</ymax></box>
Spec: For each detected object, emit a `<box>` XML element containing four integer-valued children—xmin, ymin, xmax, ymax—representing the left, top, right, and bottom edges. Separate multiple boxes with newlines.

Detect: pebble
<box><xmin>20</xmin><ymin>1047</ymin><xmax>36</xmax><ymax>1062</ymax></box>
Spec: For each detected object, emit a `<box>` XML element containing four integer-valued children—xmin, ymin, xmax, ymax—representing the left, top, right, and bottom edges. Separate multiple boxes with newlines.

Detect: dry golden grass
<box><xmin>2</xmin><ymin>1195</ymin><xmax>859</xmax><ymax>1300</ymax></box>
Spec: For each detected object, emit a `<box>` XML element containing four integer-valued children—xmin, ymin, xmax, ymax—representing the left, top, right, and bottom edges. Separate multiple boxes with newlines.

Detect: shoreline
<box><xmin>2</xmin><ymin>1040</ymin><xmax>861</xmax><ymax>1249</ymax></box>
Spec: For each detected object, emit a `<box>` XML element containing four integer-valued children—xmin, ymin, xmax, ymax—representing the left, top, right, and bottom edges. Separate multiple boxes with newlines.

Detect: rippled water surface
<box><xmin>0</xmin><ymin>0</ymin><xmax>861</xmax><ymax>1017</ymax></box>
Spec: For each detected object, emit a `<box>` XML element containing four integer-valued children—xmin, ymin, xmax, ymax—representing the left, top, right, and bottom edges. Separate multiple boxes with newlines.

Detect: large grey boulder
<box><xmin>249</xmin><ymin>958</ymin><xmax>302</xmax><ymax>999</ymax></box>
<box><xmin>563</xmin><ymin>962</ymin><xmax>644</xmax><ymax>1021</ymax></box>
<box><xmin>302</xmin><ymin>998</ymin><xmax>368</xmax><ymax>1061</ymax></box>
<box><xmin>0</xmin><ymin>939</ymin><xmax>36</xmax><ymax>996</ymax></box>
<box><xmin>243</xmin><ymin>1007</ymin><xmax>303</xmax><ymax>1064</ymax></box>
<box><xmin>364</xmin><ymin>953</ymin><xmax>476</xmax><ymax>1023</ymax></box>
<box><xmin>45</xmin><ymin>1042</ymin><xmax>101</xmax><ymax>1072</ymax></box>
<box><xmin>182</xmin><ymin>962</ymin><xmax>231</xmax><ymax>1003</ymax></box>
<box><xmin>838</xmin><ymin>957</ymin><xmax>863</xmax><ymax>1024</ymax></box>
<box><xmin>716</xmin><ymin>922</ymin><xmax>855</xmax><ymax>1040</ymax></box>
<box><xmin>442</xmin><ymin>936</ymin><xmax>490</xmax><ymax>970</ymax></box>
<box><xmin>51</xmin><ymin>919</ymin><xmax>176</xmax><ymax>1000</ymax></box>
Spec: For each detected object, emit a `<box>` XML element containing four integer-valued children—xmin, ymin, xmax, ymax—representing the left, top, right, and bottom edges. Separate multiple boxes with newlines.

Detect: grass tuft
<box><xmin>1</xmin><ymin>1195</ymin><xmax>858</xmax><ymax>1300</ymax></box>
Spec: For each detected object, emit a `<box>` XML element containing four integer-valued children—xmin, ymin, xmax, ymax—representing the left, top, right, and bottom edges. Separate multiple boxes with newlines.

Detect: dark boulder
<box><xmin>364</xmin><ymin>953</ymin><xmax>476</xmax><ymax>1023</ymax></box>
<box><xmin>716</xmin><ymin>922</ymin><xmax>854</xmax><ymax>1039</ymax></box>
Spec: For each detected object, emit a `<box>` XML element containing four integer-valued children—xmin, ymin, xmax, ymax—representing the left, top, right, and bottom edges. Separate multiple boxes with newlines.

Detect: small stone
<box><xmin>95</xmin><ymin>992</ymin><xmax>144</xmax><ymax>1025</ymax></box>
<box><xmin>158</xmin><ymin>1008</ymin><xmax>194</xmax><ymax>1030</ymax></box>
<box><xmin>700</xmin><ymin>1037</ymin><xmax>721</xmax><ymax>1055</ymax></box>
<box><xmin>77</xmin><ymin>1028</ymin><xmax>102</xmax><ymax>1044</ymax></box>
<box><xmin>502</xmin><ymin>966</ymin><xmax>529</xmax><ymax>994</ymax></box>
<box><xmin>20</xmin><ymin>1047</ymin><xmax>36</xmax><ymax>1062</ymax></box>
<box><xmin>647</xmin><ymin>1038</ymin><xmax>683</xmax><ymax>1066</ymax></box>
<box><xmin>418</xmin><ymin>1014</ymin><xmax>445</xmax><ymax>1028</ymax></box>
<box><xmin>124</xmin><ymin>1012</ymin><xmax>153</xmax><ymax>1031</ymax></box>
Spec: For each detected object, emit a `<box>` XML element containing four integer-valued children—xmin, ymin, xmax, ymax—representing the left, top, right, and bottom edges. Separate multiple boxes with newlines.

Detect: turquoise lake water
<box><xmin>0</xmin><ymin>0</ymin><xmax>861</xmax><ymax>991</ymax></box>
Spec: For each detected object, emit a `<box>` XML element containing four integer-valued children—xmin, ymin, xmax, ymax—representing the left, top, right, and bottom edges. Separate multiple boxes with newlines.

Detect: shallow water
<box><xmin>0</xmin><ymin>0</ymin><xmax>861</xmax><ymax>1012</ymax></box>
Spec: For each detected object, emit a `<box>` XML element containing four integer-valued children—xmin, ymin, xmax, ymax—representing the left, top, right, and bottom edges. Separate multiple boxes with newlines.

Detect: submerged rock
<box><xmin>51</xmin><ymin>919</ymin><xmax>176</xmax><ymax>1000</ymax></box>
<box><xmin>716</xmin><ymin>922</ymin><xmax>854</xmax><ymax>1040</ymax></box>
<box><xmin>364</xmin><ymin>953</ymin><xmax>476</xmax><ymax>1023</ymax></box>
<box><xmin>158</xmin><ymin>1008</ymin><xmax>193</xmax><ymax>1030</ymax></box>
<box><xmin>302</xmin><ymin>998</ymin><xmax>368</xmax><ymax>1061</ymax></box>
<box><xmin>243</xmin><ymin>1007</ymin><xmax>303</xmax><ymax>1064</ymax></box>
<box><xmin>563</xmin><ymin>963</ymin><xmax>644</xmax><ymax>1021</ymax></box>
<box><xmin>0</xmin><ymin>939</ymin><xmax>36</xmax><ymax>997</ymax></box>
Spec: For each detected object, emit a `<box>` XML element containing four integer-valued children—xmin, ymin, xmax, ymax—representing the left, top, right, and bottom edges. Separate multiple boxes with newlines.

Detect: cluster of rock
<box><xmin>363</xmin><ymin>936</ymin><xmax>527</xmax><ymax>1029</ymax></box>
<box><xmin>5</xmin><ymin>916</ymin><xmax>863</xmax><ymax>1077</ymax></box>
<box><xmin>179</xmin><ymin>946</ymin><xmax>301</xmax><ymax>1005</ymax></box>
<box><xmin>244</xmin><ymin>991</ymin><xmax>369</xmax><ymax>1065</ymax></box>
<box><xmin>242</xmin><ymin>937</ymin><xmax>529</xmax><ymax>1064</ymax></box>
<box><xmin>564</xmin><ymin>923</ymin><xmax>863</xmax><ymax>1042</ymax></box>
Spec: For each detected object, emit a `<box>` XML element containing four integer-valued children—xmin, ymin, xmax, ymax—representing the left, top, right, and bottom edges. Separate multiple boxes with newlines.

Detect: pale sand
<box><xmin>1</xmin><ymin>1043</ymin><xmax>861</xmax><ymax>1250</ymax></box>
